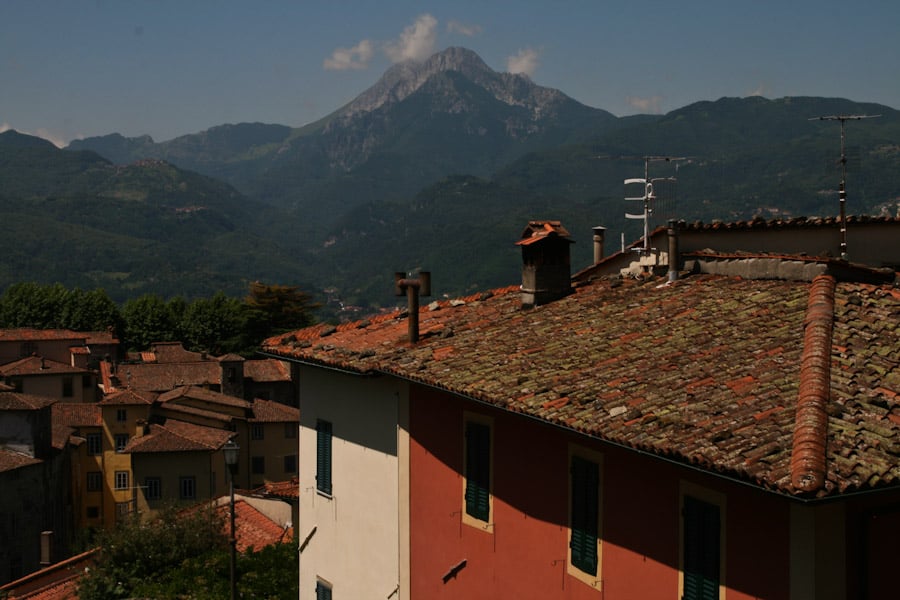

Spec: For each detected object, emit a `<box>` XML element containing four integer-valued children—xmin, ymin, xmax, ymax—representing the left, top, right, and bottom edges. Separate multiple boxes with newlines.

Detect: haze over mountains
<box><xmin>4</xmin><ymin>47</ymin><xmax>899</xmax><ymax>315</ymax></box>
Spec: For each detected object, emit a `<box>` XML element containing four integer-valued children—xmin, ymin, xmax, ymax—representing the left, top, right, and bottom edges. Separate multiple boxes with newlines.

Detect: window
<box><xmin>115</xmin><ymin>434</ymin><xmax>129</xmax><ymax>453</ymax></box>
<box><xmin>180</xmin><ymin>476</ymin><xmax>196</xmax><ymax>500</ymax></box>
<box><xmin>116</xmin><ymin>408</ymin><xmax>127</xmax><ymax>422</ymax></box>
<box><xmin>284</xmin><ymin>422</ymin><xmax>297</xmax><ymax>439</ymax></box>
<box><xmin>145</xmin><ymin>477</ymin><xmax>161</xmax><ymax>501</ymax></box>
<box><xmin>86</xmin><ymin>471</ymin><xmax>102</xmax><ymax>492</ymax></box>
<box><xmin>115</xmin><ymin>470</ymin><xmax>129</xmax><ymax>490</ymax></box>
<box><xmin>116</xmin><ymin>501</ymin><xmax>133</xmax><ymax>521</ymax></box>
<box><xmin>251</xmin><ymin>423</ymin><xmax>265</xmax><ymax>440</ymax></box>
<box><xmin>284</xmin><ymin>454</ymin><xmax>297</xmax><ymax>473</ymax></box>
<box><xmin>11</xmin><ymin>378</ymin><xmax>23</xmax><ymax>393</ymax></box>
<box><xmin>251</xmin><ymin>456</ymin><xmax>265</xmax><ymax>474</ymax></box>
<box><xmin>62</xmin><ymin>376</ymin><xmax>73</xmax><ymax>397</ymax></box>
<box><xmin>86</xmin><ymin>506</ymin><xmax>100</xmax><ymax>519</ymax></box>
<box><xmin>315</xmin><ymin>580</ymin><xmax>332</xmax><ymax>600</ymax></box>
<box><xmin>681</xmin><ymin>487</ymin><xmax>725</xmax><ymax>600</ymax></box>
<box><xmin>569</xmin><ymin>455</ymin><xmax>601</xmax><ymax>578</ymax></box>
<box><xmin>464</xmin><ymin>420</ymin><xmax>491</xmax><ymax>525</ymax></box>
<box><xmin>86</xmin><ymin>433</ymin><xmax>102</xmax><ymax>455</ymax></box>
<box><xmin>316</xmin><ymin>420</ymin><xmax>332</xmax><ymax>495</ymax></box>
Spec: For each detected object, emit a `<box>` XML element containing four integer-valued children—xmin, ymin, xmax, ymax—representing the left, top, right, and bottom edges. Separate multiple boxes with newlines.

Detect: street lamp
<box><xmin>223</xmin><ymin>438</ymin><xmax>240</xmax><ymax>600</ymax></box>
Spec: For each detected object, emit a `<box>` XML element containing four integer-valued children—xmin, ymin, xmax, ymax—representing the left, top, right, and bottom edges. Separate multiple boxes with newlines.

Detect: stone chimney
<box><xmin>517</xmin><ymin>221</ymin><xmax>574</xmax><ymax>307</ymax></box>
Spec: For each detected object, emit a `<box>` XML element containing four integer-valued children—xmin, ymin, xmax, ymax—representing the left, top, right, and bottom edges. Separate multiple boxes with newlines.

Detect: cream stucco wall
<box><xmin>297</xmin><ymin>365</ymin><xmax>408</xmax><ymax>600</ymax></box>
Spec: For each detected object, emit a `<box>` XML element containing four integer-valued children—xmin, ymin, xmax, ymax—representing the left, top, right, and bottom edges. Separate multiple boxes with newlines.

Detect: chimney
<box><xmin>516</xmin><ymin>221</ymin><xmax>574</xmax><ymax>308</ymax></box>
<box><xmin>394</xmin><ymin>271</ymin><xmax>431</xmax><ymax>343</ymax></box>
<box><xmin>40</xmin><ymin>531</ymin><xmax>54</xmax><ymax>566</ymax></box>
<box><xmin>592</xmin><ymin>226</ymin><xmax>607</xmax><ymax>264</ymax></box>
<box><xmin>667</xmin><ymin>219</ymin><xmax>680</xmax><ymax>282</ymax></box>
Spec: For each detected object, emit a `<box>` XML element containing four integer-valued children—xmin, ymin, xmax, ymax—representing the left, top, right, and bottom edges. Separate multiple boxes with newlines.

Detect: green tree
<box><xmin>77</xmin><ymin>506</ymin><xmax>226</xmax><ymax>600</ymax></box>
<box><xmin>121</xmin><ymin>293</ymin><xmax>180</xmax><ymax>351</ymax></box>
<box><xmin>245</xmin><ymin>281</ymin><xmax>319</xmax><ymax>342</ymax></box>
<box><xmin>60</xmin><ymin>288</ymin><xmax>122</xmax><ymax>333</ymax></box>
<box><xmin>179</xmin><ymin>292</ymin><xmax>248</xmax><ymax>354</ymax></box>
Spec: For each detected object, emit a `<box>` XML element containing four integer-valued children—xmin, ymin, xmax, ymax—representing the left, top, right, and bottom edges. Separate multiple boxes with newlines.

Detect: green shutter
<box><xmin>316</xmin><ymin>420</ymin><xmax>332</xmax><ymax>495</ymax></box>
<box><xmin>570</xmin><ymin>455</ymin><xmax>599</xmax><ymax>575</ymax></box>
<box><xmin>315</xmin><ymin>581</ymin><xmax>332</xmax><ymax>600</ymax></box>
<box><xmin>683</xmin><ymin>495</ymin><xmax>720</xmax><ymax>600</ymax></box>
<box><xmin>465</xmin><ymin>422</ymin><xmax>490</xmax><ymax>521</ymax></box>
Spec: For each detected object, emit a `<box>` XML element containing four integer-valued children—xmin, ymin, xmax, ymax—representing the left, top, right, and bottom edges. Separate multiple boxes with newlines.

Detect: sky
<box><xmin>2</xmin><ymin>0</ymin><xmax>898</xmax><ymax>147</ymax></box>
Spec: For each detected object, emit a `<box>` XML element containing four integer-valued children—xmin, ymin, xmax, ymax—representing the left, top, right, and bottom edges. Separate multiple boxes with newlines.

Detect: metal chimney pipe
<box><xmin>394</xmin><ymin>271</ymin><xmax>431</xmax><ymax>343</ymax></box>
<box><xmin>667</xmin><ymin>219</ymin><xmax>679</xmax><ymax>282</ymax></box>
<box><xmin>41</xmin><ymin>531</ymin><xmax>53</xmax><ymax>566</ymax></box>
<box><xmin>592</xmin><ymin>226</ymin><xmax>607</xmax><ymax>264</ymax></box>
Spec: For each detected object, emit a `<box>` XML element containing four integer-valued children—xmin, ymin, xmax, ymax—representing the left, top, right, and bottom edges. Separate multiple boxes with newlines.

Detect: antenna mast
<box><xmin>624</xmin><ymin>156</ymin><xmax>685</xmax><ymax>254</ymax></box>
<box><xmin>810</xmin><ymin>114</ymin><xmax>880</xmax><ymax>260</ymax></box>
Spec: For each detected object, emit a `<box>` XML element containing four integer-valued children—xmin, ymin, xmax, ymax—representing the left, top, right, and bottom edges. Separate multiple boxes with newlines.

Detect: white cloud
<box><xmin>323</xmin><ymin>39</ymin><xmax>375</xmax><ymax>71</ymax></box>
<box><xmin>627</xmin><ymin>95</ymin><xmax>664</xmax><ymax>114</ymax></box>
<box><xmin>385</xmin><ymin>14</ymin><xmax>438</xmax><ymax>63</ymax></box>
<box><xmin>506</xmin><ymin>48</ymin><xmax>540</xmax><ymax>77</ymax></box>
<box><xmin>447</xmin><ymin>19</ymin><xmax>482</xmax><ymax>37</ymax></box>
<box><xmin>748</xmin><ymin>83</ymin><xmax>770</xmax><ymax>97</ymax></box>
<box><xmin>0</xmin><ymin>122</ymin><xmax>67</xmax><ymax>147</ymax></box>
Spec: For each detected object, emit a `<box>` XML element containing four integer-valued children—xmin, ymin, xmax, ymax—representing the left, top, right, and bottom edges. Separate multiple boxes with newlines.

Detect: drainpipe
<box><xmin>394</xmin><ymin>272</ymin><xmax>431</xmax><ymax>343</ymax></box>
<box><xmin>592</xmin><ymin>226</ymin><xmax>607</xmax><ymax>265</ymax></box>
<box><xmin>667</xmin><ymin>219</ymin><xmax>679</xmax><ymax>282</ymax></box>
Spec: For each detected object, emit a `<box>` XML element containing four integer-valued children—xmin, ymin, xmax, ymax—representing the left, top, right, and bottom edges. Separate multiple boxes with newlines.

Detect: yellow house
<box><xmin>96</xmin><ymin>390</ymin><xmax>155</xmax><ymax>524</ymax></box>
<box><xmin>0</xmin><ymin>356</ymin><xmax>97</xmax><ymax>403</ymax></box>
<box><xmin>245</xmin><ymin>399</ymin><xmax>299</xmax><ymax>489</ymax></box>
<box><xmin>125</xmin><ymin>420</ymin><xmax>234</xmax><ymax>516</ymax></box>
<box><xmin>52</xmin><ymin>403</ymin><xmax>104</xmax><ymax>530</ymax></box>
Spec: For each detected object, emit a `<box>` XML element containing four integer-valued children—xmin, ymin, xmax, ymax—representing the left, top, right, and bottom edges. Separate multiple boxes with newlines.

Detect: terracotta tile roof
<box><xmin>0</xmin><ymin>356</ymin><xmax>90</xmax><ymax>376</ymax></box>
<box><xmin>0</xmin><ymin>329</ymin><xmax>86</xmax><ymax>342</ymax></box>
<box><xmin>159</xmin><ymin>385</ymin><xmax>252</xmax><ymax>410</ymax></box>
<box><xmin>250</xmin><ymin>399</ymin><xmax>299</xmax><ymax>423</ymax></box>
<box><xmin>0</xmin><ymin>549</ymin><xmax>97</xmax><ymax>599</ymax></box>
<box><xmin>515</xmin><ymin>220</ymin><xmax>573</xmax><ymax>246</ymax></box>
<box><xmin>147</xmin><ymin>341</ymin><xmax>207</xmax><ymax>363</ymax></box>
<box><xmin>0</xmin><ymin>392</ymin><xmax>57</xmax><ymax>411</ymax></box>
<box><xmin>113</xmin><ymin>362</ymin><xmax>221</xmax><ymax>392</ymax></box>
<box><xmin>0</xmin><ymin>448</ymin><xmax>42</xmax><ymax>472</ymax></box>
<box><xmin>98</xmin><ymin>389</ymin><xmax>156</xmax><ymax>406</ymax></box>
<box><xmin>252</xmin><ymin>477</ymin><xmax>299</xmax><ymax>499</ymax></box>
<box><xmin>155</xmin><ymin>402</ymin><xmax>236</xmax><ymax>424</ymax></box>
<box><xmin>263</xmin><ymin>271</ymin><xmax>900</xmax><ymax>499</ymax></box>
<box><xmin>124</xmin><ymin>420</ymin><xmax>233</xmax><ymax>453</ymax></box>
<box><xmin>244</xmin><ymin>359</ymin><xmax>291</xmax><ymax>383</ymax></box>
<box><xmin>52</xmin><ymin>403</ymin><xmax>102</xmax><ymax>428</ymax></box>
<box><xmin>216</xmin><ymin>499</ymin><xmax>293</xmax><ymax>552</ymax></box>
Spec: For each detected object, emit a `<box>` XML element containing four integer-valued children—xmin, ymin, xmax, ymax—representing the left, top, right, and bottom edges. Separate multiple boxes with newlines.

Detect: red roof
<box><xmin>125</xmin><ymin>420</ymin><xmax>233</xmax><ymax>453</ymax></box>
<box><xmin>216</xmin><ymin>498</ymin><xmax>293</xmax><ymax>552</ymax></box>
<box><xmin>0</xmin><ymin>392</ymin><xmax>57</xmax><ymax>411</ymax></box>
<box><xmin>0</xmin><ymin>448</ymin><xmax>42</xmax><ymax>473</ymax></box>
<box><xmin>0</xmin><ymin>356</ymin><xmax>89</xmax><ymax>376</ymax></box>
<box><xmin>263</xmin><ymin>271</ymin><xmax>900</xmax><ymax>499</ymax></box>
<box><xmin>244</xmin><ymin>359</ymin><xmax>291</xmax><ymax>383</ymax></box>
<box><xmin>52</xmin><ymin>403</ymin><xmax>102</xmax><ymax>428</ymax></box>
<box><xmin>0</xmin><ymin>549</ymin><xmax>97</xmax><ymax>599</ymax></box>
<box><xmin>250</xmin><ymin>399</ymin><xmax>298</xmax><ymax>423</ymax></box>
<box><xmin>98</xmin><ymin>389</ymin><xmax>156</xmax><ymax>406</ymax></box>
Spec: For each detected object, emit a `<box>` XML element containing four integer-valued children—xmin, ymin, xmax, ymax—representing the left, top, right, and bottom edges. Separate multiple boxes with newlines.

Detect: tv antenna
<box><xmin>809</xmin><ymin>114</ymin><xmax>881</xmax><ymax>260</ymax></box>
<box><xmin>624</xmin><ymin>156</ymin><xmax>686</xmax><ymax>254</ymax></box>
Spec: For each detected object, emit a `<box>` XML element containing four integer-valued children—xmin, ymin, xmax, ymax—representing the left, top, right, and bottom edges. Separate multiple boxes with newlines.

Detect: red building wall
<box><xmin>409</xmin><ymin>385</ymin><xmax>792</xmax><ymax>599</ymax></box>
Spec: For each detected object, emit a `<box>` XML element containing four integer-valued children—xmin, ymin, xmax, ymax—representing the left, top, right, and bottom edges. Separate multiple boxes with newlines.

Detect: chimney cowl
<box><xmin>517</xmin><ymin>220</ymin><xmax>574</xmax><ymax>308</ymax></box>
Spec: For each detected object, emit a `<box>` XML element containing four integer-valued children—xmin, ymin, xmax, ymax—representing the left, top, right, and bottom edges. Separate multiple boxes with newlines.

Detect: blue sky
<box><xmin>2</xmin><ymin>0</ymin><xmax>898</xmax><ymax>146</ymax></box>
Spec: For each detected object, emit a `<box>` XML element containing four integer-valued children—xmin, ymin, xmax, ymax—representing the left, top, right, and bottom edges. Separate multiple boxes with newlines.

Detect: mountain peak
<box><xmin>340</xmin><ymin>46</ymin><xmax>564</xmax><ymax>119</ymax></box>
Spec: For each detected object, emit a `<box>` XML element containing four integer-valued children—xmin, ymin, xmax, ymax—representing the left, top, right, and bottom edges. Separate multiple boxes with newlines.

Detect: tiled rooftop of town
<box><xmin>263</xmin><ymin>271</ymin><xmax>900</xmax><ymax>499</ymax></box>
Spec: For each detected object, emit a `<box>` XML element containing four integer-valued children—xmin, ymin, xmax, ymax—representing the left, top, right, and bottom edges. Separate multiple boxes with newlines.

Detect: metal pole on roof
<box><xmin>810</xmin><ymin>114</ymin><xmax>881</xmax><ymax>260</ymax></box>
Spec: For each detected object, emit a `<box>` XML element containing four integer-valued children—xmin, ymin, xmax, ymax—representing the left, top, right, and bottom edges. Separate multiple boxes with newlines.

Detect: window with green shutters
<box><xmin>315</xmin><ymin>580</ymin><xmax>332</xmax><ymax>600</ymax></box>
<box><xmin>464</xmin><ymin>421</ymin><xmax>491</xmax><ymax>522</ymax></box>
<box><xmin>570</xmin><ymin>455</ymin><xmax>600</xmax><ymax>576</ymax></box>
<box><xmin>316</xmin><ymin>419</ymin><xmax>333</xmax><ymax>495</ymax></box>
<box><xmin>682</xmin><ymin>495</ymin><xmax>721</xmax><ymax>600</ymax></box>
